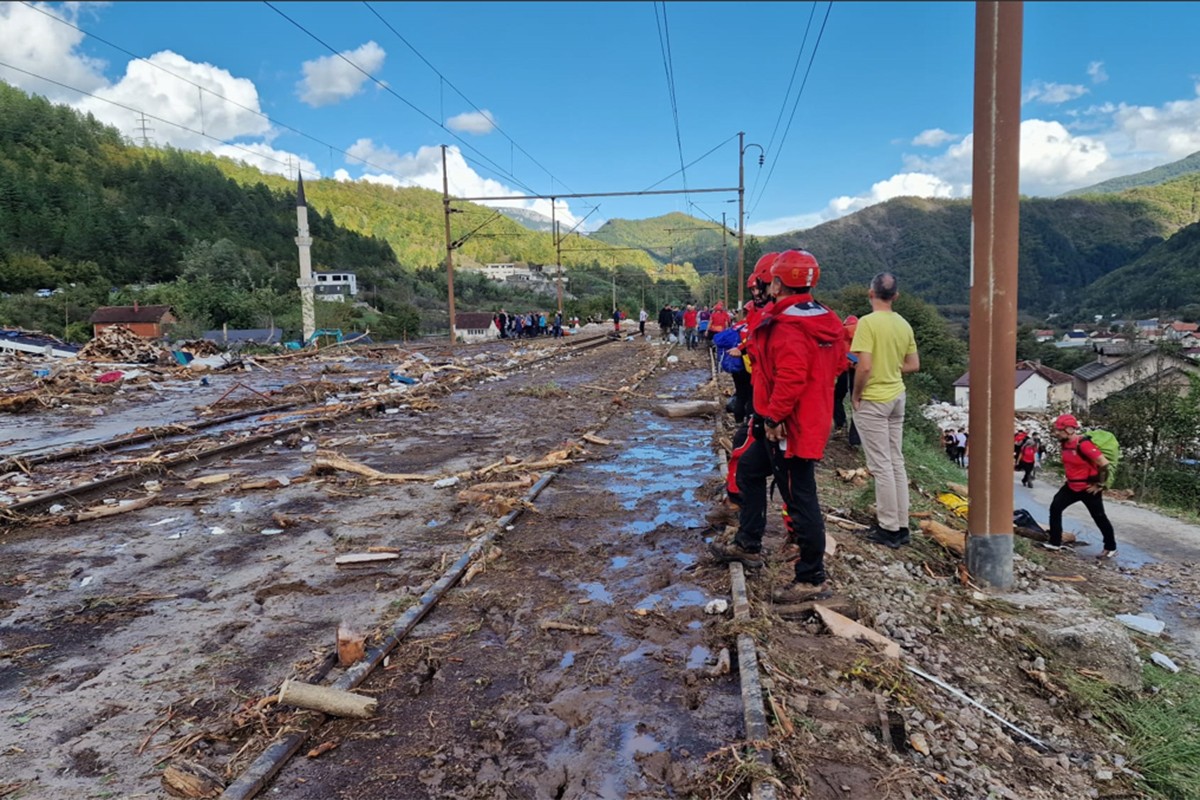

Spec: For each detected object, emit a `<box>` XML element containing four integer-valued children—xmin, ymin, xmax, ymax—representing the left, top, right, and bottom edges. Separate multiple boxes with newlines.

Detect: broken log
<box><xmin>469</xmin><ymin>475</ymin><xmax>536</xmax><ymax>494</ymax></box>
<box><xmin>277</xmin><ymin>679</ymin><xmax>377</xmax><ymax>719</ymax></box>
<box><xmin>161</xmin><ymin>759</ymin><xmax>224</xmax><ymax>798</ymax></box>
<box><xmin>653</xmin><ymin>400</ymin><xmax>722</xmax><ymax>419</ymax></box>
<box><xmin>335</xmin><ymin>552</ymin><xmax>400</xmax><ymax>567</ymax></box>
<box><xmin>311</xmin><ymin>452</ymin><xmax>437</xmax><ymax>483</ymax></box>
<box><xmin>184</xmin><ymin>473</ymin><xmax>234</xmax><ymax>489</ymax></box>
<box><xmin>581</xmin><ymin>433</ymin><xmax>612</xmax><ymax>446</ymax></box>
<box><xmin>337</xmin><ymin>623</ymin><xmax>366</xmax><ymax>668</ymax></box>
<box><xmin>66</xmin><ymin>496</ymin><xmax>155</xmax><ymax>523</ymax></box>
<box><xmin>538</xmin><ymin>620</ymin><xmax>600</xmax><ymax>635</ymax></box>
<box><xmin>1014</xmin><ymin>525</ymin><xmax>1076</xmax><ymax>545</ymax></box>
<box><xmin>813</xmin><ymin>603</ymin><xmax>901</xmax><ymax>659</ymax></box>
<box><xmin>918</xmin><ymin>520</ymin><xmax>966</xmax><ymax>555</ymax></box>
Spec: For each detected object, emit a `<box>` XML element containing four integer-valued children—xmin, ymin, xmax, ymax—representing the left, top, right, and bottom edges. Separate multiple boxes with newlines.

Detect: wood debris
<box><xmin>66</xmin><ymin>496</ymin><xmax>156</xmax><ymax>523</ymax></box>
<box><xmin>335</xmin><ymin>552</ymin><xmax>400</xmax><ymax>566</ymax></box>
<box><xmin>462</xmin><ymin>546</ymin><xmax>502</xmax><ymax>586</ymax></box>
<box><xmin>312</xmin><ymin>451</ymin><xmax>437</xmax><ymax>483</ymax></box>
<box><xmin>538</xmin><ymin>620</ymin><xmax>600</xmax><ymax>635</ymax></box>
<box><xmin>184</xmin><ymin>473</ymin><xmax>234</xmax><ymax>489</ymax></box>
<box><xmin>337</xmin><ymin>623</ymin><xmax>367</xmax><ymax>667</ymax></box>
<box><xmin>306</xmin><ymin>741</ymin><xmax>339</xmax><ymax>759</ymax></box>
<box><xmin>78</xmin><ymin>325</ymin><xmax>165</xmax><ymax>364</ymax></box>
<box><xmin>813</xmin><ymin>603</ymin><xmax>901</xmax><ymax>659</ymax></box>
<box><xmin>278</xmin><ymin>679</ymin><xmax>377</xmax><ymax>718</ymax></box>
<box><xmin>581</xmin><ymin>433</ymin><xmax>612</xmax><ymax>446</ymax></box>
<box><xmin>836</xmin><ymin>467</ymin><xmax>871</xmax><ymax>484</ymax></box>
<box><xmin>918</xmin><ymin>519</ymin><xmax>966</xmax><ymax>555</ymax></box>
<box><xmin>161</xmin><ymin>759</ymin><xmax>224</xmax><ymax>798</ymax></box>
<box><xmin>654</xmin><ymin>400</ymin><xmax>722</xmax><ymax>418</ymax></box>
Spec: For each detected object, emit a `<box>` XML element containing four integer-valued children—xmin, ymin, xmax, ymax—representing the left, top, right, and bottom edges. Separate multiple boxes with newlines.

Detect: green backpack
<box><xmin>1082</xmin><ymin>429</ymin><xmax>1121</xmax><ymax>487</ymax></box>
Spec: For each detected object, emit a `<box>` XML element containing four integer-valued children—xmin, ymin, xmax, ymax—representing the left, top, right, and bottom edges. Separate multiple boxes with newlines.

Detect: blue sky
<box><xmin>3</xmin><ymin>1</ymin><xmax>1200</xmax><ymax>236</ymax></box>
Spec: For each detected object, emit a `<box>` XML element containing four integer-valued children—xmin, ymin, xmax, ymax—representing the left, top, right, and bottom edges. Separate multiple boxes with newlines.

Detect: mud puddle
<box><xmin>264</xmin><ymin>358</ymin><xmax>742</xmax><ymax>799</ymax></box>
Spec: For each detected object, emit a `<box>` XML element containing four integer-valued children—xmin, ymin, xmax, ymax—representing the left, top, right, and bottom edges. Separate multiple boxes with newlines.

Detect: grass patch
<box><xmin>1065</xmin><ymin>663</ymin><xmax>1200</xmax><ymax>799</ymax></box>
<box><xmin>516</xmin><ymin>381</ymin><xmax>567</xmax><ymax>399</ymax></box>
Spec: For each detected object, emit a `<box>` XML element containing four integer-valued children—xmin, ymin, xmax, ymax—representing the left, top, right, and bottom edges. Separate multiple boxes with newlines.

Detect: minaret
<box><xmin>295</xmin><ymin>173</ymin><xmax>316</xmax><ymax>342</ymax></box>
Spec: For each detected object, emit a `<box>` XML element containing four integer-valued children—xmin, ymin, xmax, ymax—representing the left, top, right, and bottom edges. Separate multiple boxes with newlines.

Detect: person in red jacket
<box><xmin>710</xmin><ymin>250</ymin><xmax>845</xmax><ymax>600</ymax></box>
<box><xmin>707</xmin><ymin>302</ymin><xmax>730</xmax><ymax>349</ymax></box>
<box><xmin>682</xmin><ymin>304</ymin><xmax>699</xmax><ymax>350</ymax></box>
<box><xmin>1044</xmin><ymin>414</ymin><xmax>1117</xmax><ymax>558</ymax></box>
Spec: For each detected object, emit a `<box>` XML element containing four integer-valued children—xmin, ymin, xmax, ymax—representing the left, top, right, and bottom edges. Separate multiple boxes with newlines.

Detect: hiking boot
<box><xmin>864</xmin><ymin>525</ymin><xmax>909</xmax><ymax>550</ymax></box>
<box><xmin>773</xmin><ymin>580</ymin><xmax>833</xmax><ymax>603</ymax></box>
<box><xmin>1097</xmin><ymin>549</ymin><xmax>1117</xmax><ymax>561</ymax></box>
<box><xmin>708</xmin><ymin>541</ymin><xmax>764</xmax><ymax>569</ymax></box>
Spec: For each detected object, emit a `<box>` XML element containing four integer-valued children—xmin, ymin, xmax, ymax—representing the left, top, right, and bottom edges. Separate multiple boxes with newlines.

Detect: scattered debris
<box><xmin>184</xmin><ymin>473</ymin><xmax>234</xmax><ymax>489</ymax></box>
<box><xmin>1115</xmin><ymin>613</ymin><xmax>1165</xmax><ymax>636</ymax></box>
<box><xmin>538</xmin><ymin>621</ymin><xmax>600</xmax><ymax>635</ymax></box>
<box><xmin>707</xmin><ymin>647</ymin><xmax>731</xmax><ymax>677</ymax></box>
<box><xmin>337</xmin><ymin>623</ymin><xmax>367</xmax><ymax>668</ymax></box>
<box><xmin>461</xmin><ymin>546</ymin><xmax>502</xmax><ymax>585</ymax></box>
<box><xmin>277</xmin><ymin>679</ymin><xmax>377</xmax><ymax>719</ymax></box>
<box><xmin>433</xmin><ymin>476</ymin><xmax>460</xmax><ymax>489</ymax></box>
<box><xmin>813</xmin><ymin>603</ymin><xmax>901</xmax><ymax>659</ymax></box>
<box><xmin>653</xmin><ymin>400</ymin><xmax>722</xmax><ymax>418</ymax></box>
<box><xmin>918</xmin><ymin>519</ymin><xmax>966</xmax><ymax>555</ymax></box>
<box><xmin>704</xmin><ymin>599</ymin><xmax>729</xmax><ymax>615</ymax></box>
<box><xmin>77</xmin><ymin>325</ymin><xmax>165</xmax><ymax>364</ymax></box>
<box><xmin>161</xmin><ymin>759</ymin><xmax>224</xmax><ymax>798</ymax></box>
<box><xmin>312</xmin><ymin>452</ymin><xmax>437</xmax><ymax>484</ymax></box>
<box><xmin>335</xmin><ymin>552</ymin><xmax>400</xmax><ymax>567</ymax></box>
<box><xmin>306</xmin><ymin>741</ymin><xmax>339</xmax><ymax>759</ymax></box>
<box><xmin>1150</xmin><ymin>652</ymin><xmax>1181</xmax><ymax>673</ymax></box>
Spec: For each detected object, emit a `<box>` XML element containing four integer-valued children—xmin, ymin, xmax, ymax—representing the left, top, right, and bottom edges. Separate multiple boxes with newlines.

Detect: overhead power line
<box><xmin>653</xmin><ymin>1</ymin><xmax>688</xmax><ymax>204</ymax></box>
<box><xmin>362</xmin><ymin>1</ymin><xmax>577</xmax><ymax>195</ymax></box>
<box><xmin>264</xmin><ymin>0</ymin><xmax>542</xmax><ymax>197</ymax></box>
<box><xmin>749</xmin><ymin>1</ymin><xmax>833</xmax><ymax>219</ymax></box>
<box><xmin>17</xmin><ymin>0</ymin><xmax>428</xmax><ymax>189</ymax></box>
<box><xmin>640</xmin><ymin>132</ymin><xmax>738</xmax><ymax>193</ymax></box>
<box><xmin>748</xmin><ymin>1</ymin><xmax>819</xmax><ymax>207</ymax></box>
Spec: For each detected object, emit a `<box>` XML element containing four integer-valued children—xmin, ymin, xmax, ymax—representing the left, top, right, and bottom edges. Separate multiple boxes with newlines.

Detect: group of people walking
<box><xmin>707</xmin><ymin>249</ymin><xmax>920</xmax><ymax>600</ymax></box>
<box><xmin>649</xmin><ymin>302</ymin><xmax>732</xmax><ymax>350</ymax></box>
<box><xmin>493</xmin><ymin>309</ymin><xmax>564</xmax><ymax>339</ymax></box>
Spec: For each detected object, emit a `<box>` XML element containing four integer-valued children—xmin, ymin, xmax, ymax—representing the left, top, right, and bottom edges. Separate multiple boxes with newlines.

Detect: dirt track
<box><xmin>0</xmin><ymin>330</ymin><xmax>744</xmax><ymax>799</ymax></box>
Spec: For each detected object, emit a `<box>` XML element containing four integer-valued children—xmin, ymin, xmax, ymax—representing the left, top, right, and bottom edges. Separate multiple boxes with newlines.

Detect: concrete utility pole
<box><xmin>295</xmin><ymin>174</ymin><xmax>316</xmax><ymax>343</ymax></box>
<box><xmin>722</xmin><ymin>211</ymin><xmax>729</xmax><ymax>308</ymax></box>
<box><xmin>441</xmin><ymin>145</ymin><xmax>457</xmax><ymax>344</ymax></box>
<box><xmin>966</xmin><ymin>0</ymin><xmax>1023</xmax><ymax>590</ymax></box>
<box><xmin>737</xmin><ymin>131</ymin><xmax>745</xmax><ymax>309</ymax></box>
<box><xmin>551</xmin><ymin>198</ymin><xmax>563</xmax><ymax>316</ymax></box>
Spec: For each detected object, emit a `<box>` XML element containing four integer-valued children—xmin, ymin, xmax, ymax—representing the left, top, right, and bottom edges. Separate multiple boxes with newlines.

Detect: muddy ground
<box><xmin>2</xmin><ymin>324</ymin><xmax>1198</xmax><ymax>800</ymax></box>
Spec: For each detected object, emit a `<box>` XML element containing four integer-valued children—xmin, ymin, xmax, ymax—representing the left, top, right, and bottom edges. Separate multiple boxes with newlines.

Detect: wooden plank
<box><xmin>334</xmin><ymin>553</ymin><xmax>400</xmax><ymax>566</ymax></box>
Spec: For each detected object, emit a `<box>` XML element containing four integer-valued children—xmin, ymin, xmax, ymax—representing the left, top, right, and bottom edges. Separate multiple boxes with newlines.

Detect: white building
<box><xmin>953</xmin><ymin>362</ymin><xmax>1074</xmax><ymax>412</ymax></box>
<box><xmin>314</xmin><ymin>271</ymin><xmax>358</xmax><ymax>302</ymax></box>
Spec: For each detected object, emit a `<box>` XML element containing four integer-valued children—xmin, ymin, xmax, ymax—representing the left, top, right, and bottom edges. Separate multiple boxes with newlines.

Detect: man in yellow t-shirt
<box><xmin>850</xmin><ymin>272</ymin><xmax>920</xmax><ymax>549</ymax></box>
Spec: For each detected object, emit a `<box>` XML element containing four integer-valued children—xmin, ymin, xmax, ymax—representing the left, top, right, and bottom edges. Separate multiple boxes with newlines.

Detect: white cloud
<box><xmin>1108</xmin><ymin>82</ymin><xmax>1200</xmax><ymax>159</ymax></box>
<box><xmin>297</xmin><ymin>41</ymin><xmax>385</xmax><ymax>107</ymax></box>
<box><xmin>911</xmin><ymin>128</ymin><xmax>958</xmax><ymax>147</ymax></box>
<box><xmin>1087</xmin><ymin>61</ymin><xmax>1108</xmax><ymax>84</ymax></box>
<box><xmin>333</xmin><ymin>168</ymin><xmax>353</xmax><ymax>182</ymax></box>
<box><xmin>0</xmin><ymin>1</ymin><xmax>108</xmax><ymax>99</ymax></box>
<box><xmin>1022</xmin><ymin>80</ymin><xmax>1089</xmax><ymax>105</ymax></box>
<box><xmin>344</xmin><ymin>139</ymin><xmax>590</xmax><ymax>230</ymax></box>
<box><xmin>211</xmin><ymin>142</ymin><xmax>318</xmax><ymax>179</ymax></box>
<box><xmin>76</xmin><ymin>50</ymin><xmax>270</xmax><ymax>149</ymax></box>
<box><xmin>446</xmin><ymin>109</ymin><xmax>497</xmax><ymax>135</ymax></box>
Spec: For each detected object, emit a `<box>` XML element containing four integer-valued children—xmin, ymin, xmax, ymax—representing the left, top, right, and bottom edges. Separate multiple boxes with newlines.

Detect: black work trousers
<box><xmin>734</xmin><ymin>420</ymin><xmax>827</xmax><ymax>584</ymax></box>
<box><xmin>1048</xmin><ymin>485</ymin><xmax>1116</xmax><ymax>551</ymax></box>
<box><xmin>731</xmin><ymin>370</ymin><xmax>753</xmax><ymax>424</ymax></box>
<box><xmin>833</xmin><ymin>368</ymin><xmax>854</xmax><ymax>430</ymax></box>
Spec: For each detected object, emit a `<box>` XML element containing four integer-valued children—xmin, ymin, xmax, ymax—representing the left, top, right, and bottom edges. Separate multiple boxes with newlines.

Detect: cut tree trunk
<box><xmin>278</xmin><ymin>679</ymin><xmax>377</xmax><ymax>718</ymax></box>
<box><xmin>654</xmin><ymin>401</ymin><xmax>722</xmax><ymax>418</ymax></box>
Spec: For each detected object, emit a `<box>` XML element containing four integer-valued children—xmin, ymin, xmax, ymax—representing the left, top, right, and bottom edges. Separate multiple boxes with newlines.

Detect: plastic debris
<box><xmin>1150</xmin><ymin>652</ymin><xmax>1181</xmax><ymax>673</ymax></box>
<box><xmin>1115</xmin><ymin>613</ymin><xmax>1165</xmax><ymax>636</ymax></box>
<box><xmin>48</xmin><ymin>503</ymin><xmax>65</xmax><ymax>514</ymax></box>
<box><xmin>261</xmin><ymin>528</ymin><xmax>285</xmax><ymax>536</ymax></box>
<box><xmin>704</xmin><ymin>599</ymin><xmax>729</xmax><ymax>615</ymax></box>
<box><xmin>433</xmin><ymin>476</ymin><xmax>460</xmax><ymax>489</ymax></box>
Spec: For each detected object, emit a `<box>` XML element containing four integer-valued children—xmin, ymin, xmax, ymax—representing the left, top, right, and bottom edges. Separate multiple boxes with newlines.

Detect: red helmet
<box><xmin>748</xmin><ymin>252</ymin><xmax>779</xmax><ymax>288</ymax></box>
<box><xmin>1054</xmin><ymin>413</ymin><xmax>1079</xmax><ymax>430</ymax></box>
<box><xmin>771</xmin><ymin>249</ymin><xmax>820</xmax><ymax>289</ymax></box>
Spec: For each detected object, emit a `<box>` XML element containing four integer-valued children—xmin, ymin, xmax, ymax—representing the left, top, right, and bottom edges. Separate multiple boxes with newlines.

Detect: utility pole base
<box><xmin>966</xmin><ymin>533</ymin><xmax>1014</xmax><ymax>590</ymax></box>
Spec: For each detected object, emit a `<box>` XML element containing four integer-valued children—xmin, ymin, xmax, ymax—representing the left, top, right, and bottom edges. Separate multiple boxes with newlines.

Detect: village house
<box><xmin>1033</xmin><ymin>329</ymin><xmax>1056</xmax><ymax>343</ymax></box>
<box><xmin>1056</xmin><ymin>330</ymin><xmax>1090</xmax><ymax>348</ymax></box>
<box><xmin>455</xmin><ymin>312</ymin><xmax>500</xmax><ymax>343</ymax></box>
<box><xmin>952</xmin><ymin>361</ymin><xmax>1073</xmax><ymax>412</ymax></box>
<box><xmin>1167</xmin><ymin>320</ymin><xmax>1199</xmax><ymax>340</ymax></box>
<box><xmin>313</xmin><ymin>271</ymin><xmax>358</xmax><ymax>302</ymax></box>
<box><xmin>1072</xmin><ymin>346</ymin><xmax>1200</xmax><ymax>412</ymax></box>
<box><xmin>89</xmin><ymin>304</ymin><xmax>176</xmax><ymax>338</ymax></box>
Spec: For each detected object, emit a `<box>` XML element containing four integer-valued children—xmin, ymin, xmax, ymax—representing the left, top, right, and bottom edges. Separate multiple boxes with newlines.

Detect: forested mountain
<box><xmin>591</xmin><ymin>212</ymin><xmax>730</xmax><ymax>266</ymax></box>
<box><xmin>0</xmin><ymin>84</ymin><xmax>689</xmax><ymax>338</ymax></box>
<box><xmin>1063</xmin><ymin>151</ymin><xmax>1200</xmax><ymax>197</ymax></box>
<box><xmin>1081</xmin><ymin>220</ymin><xmax>1200</xmax><ymax>317</ymax></box>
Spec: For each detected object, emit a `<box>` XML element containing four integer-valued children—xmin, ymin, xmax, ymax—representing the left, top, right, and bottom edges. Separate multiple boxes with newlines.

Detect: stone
<box><xmin>1024</xmin><ymin>616</ymin><xmax>1143</xmax><ymax>690</ymax></box>
<box><xmin>1115</xmin><ymin>613</ymin><xmax>1165</xmax><ymax>636</ymax></box>
<box><xmin>1150</xmin><ymin>652</ymin><xmax>1181</xmax><ymax>673</ymax></box>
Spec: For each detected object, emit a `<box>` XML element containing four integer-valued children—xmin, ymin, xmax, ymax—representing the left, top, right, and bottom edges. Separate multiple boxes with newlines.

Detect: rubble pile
<box><xmin>177</xmin><ymin>339</ymin><xmax>222</xmax><ymax>357</ymax></box>
<box><xmin>923</xmin><ymin>401</ymin><xmax>1053</xmax><ymax>443</ymax></box>
<box><xmin>77</xmin><ymin>326</ymin><xmax>165</xmax><ymax>363</ymax></box>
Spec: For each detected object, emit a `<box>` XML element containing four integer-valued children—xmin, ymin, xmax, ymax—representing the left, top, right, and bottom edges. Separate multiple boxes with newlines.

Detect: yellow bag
<box><xmin>937</xmin><ymin>492</ymin><xmax>969</xmax><ymax>518</ymax></box>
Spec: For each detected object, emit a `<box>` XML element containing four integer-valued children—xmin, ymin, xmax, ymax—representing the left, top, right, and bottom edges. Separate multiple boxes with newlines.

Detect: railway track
<box><xmin>0</xmin><ymin>332</ymin><xmax>615</xmax><ymax>519</ymax></box>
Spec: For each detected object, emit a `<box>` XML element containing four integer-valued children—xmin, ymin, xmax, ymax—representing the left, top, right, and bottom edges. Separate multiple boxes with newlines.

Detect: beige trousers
<box><xmin>854</xmin><ymin>393</ymin><xmax>910</xmax><ymax>531</ymax></box>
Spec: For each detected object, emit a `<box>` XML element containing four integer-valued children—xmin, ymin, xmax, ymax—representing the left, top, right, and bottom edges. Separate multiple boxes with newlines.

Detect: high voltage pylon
<box><xmin>134</xmin><ymin>112</ymin><xmax>154</xmax><ymax>147</ymax></box>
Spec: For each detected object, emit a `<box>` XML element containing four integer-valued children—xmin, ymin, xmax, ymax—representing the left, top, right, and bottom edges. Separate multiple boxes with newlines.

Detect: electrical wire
<box><xmin>264</xmin><ymin>1</ymin><xmax>542</xmax><ymax>197</ymax></box>
<box><xmin>749</xmin><ymin>1</ymin><xmax>833</xmax><ymax>218</ymax></box>
<box><xmin>653</xmin><ymin>1</ymin><xmax>688</xmax><ymax>204</ymax></box>
<box><xmin>640</xmin><ymin>133</ymin><xmax>738</xmax><ymax>193</ymax></box>
<box><xmin>16</xmin><ymin>0</ymin><xmax>427</xmax><ymax>189</ymax></box>
<box><xmin>363</xmin><ymin>1</ymin><xmax>577</xmax><ymax>195</ymax></box>
<box><xmin>748</xmin><ymin>1</ymin><xmax>818</xmax><ymax>206</ymax></box>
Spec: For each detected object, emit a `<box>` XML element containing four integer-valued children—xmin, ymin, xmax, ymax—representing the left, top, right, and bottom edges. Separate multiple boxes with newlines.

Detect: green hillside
<box><xmin>591</xmin><ymin>212</ymin><xmax>729</xmax><ymax>266</ymax></box>
<box><xmin>1063</xmin><ymin>151</ymin><xmax>1200</xmax><ymax>197</ymax></box>
<box><xmin>1081</xmin><ymin>220</ymin><xmax>1200</xmax><ymax>317</ymax></box>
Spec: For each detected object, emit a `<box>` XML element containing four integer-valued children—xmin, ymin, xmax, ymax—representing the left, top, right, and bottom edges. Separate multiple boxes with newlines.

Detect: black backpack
<box><xmin>1013</xmin><ymin>508</ymin><xmax>1044</xmax><ymax>533</ymax></box>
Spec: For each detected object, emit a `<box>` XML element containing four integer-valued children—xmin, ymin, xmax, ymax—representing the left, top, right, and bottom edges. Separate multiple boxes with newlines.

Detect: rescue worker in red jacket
<box><xmin>711</xmin><ymin>250</ymin><xmax>846</xmax><ymax>600</ymax></box>
<box><xmin>709</xmin><ymin>253</ymin><xmax>777</xmax><ymax>528</ymax></box>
